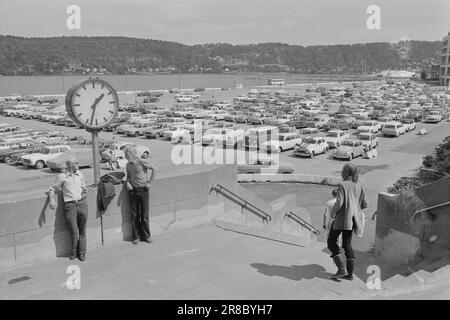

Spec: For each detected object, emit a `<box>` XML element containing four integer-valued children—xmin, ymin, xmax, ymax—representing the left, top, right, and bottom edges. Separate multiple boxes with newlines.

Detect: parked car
<box><xmin>201</xmin><ymin>128</ymin><xmax>233</xmax><ymax>146</ymax></box>
<box><xmin>260</xmin><ymin>132</ymin><xmax>303</xmax><ymax>153</ymax></box>
<box><xmin>357</xmin><ymin>132</ymin><xmax>379</xmax><ymax>150</ymax></box>
<box><xmin>292</xmin><ymin>137</ymin><xmax>329</xmax><ymax>158</ymax></box>
<box><xmin>143</xmin><ymin>123</ymin><xmax>171</xmax><ymax>139</ymax></box>
<box><xmin>237</xmin><ymin>157</ymin><xmax>294</xmax><ymax>174</ymax></box>
<box><xmin>124</xmin><ymin>121</ymin><xmax>156</xmax><ymax>137</ymax></box>
<box><xmin>46</xmin><ymin>148</ymin><xmax>94</xmax><ymax>172</ymax></box>
<box><xmin>215</xmin><ymin>129</ymin><xmax>245</xmax><ymax>149</ymax></box>
<box><xmin>33</xmin><ymin>131</ymin><xmax>69</xmax><ymax>144</ymax></box>
<box><xmin>324</xmin><ymin>130</ymin><xmax>350</xmax><ymax>148</ymax></box>
<box><xmin>21</xmin><ymin>145</ymin><xmax>71</xmax><ymax>169</ymax></box>
<box><xmin>323</xmin><ymin>118</ymin><xmax>351</xmax><ymax>131</ymax></box>
<box><xmin>399</xmin><ymin>119</ymin><xmax>416</xmax><ymax>132</ymax></box>
<box><xmin>381</xmin><ymin>122</ymin><xmax>406</xmax><ymax>137</ymax></box>
<box><xmin>424</xmin><ymin>111</ymin><xmax>443</xmax><ymax>123</ymax></box>
<box><xmin>298</xmin><ymin>127</ymin><xmax>321</xmax><ymax>140</ymax></box>
<box><xmin>204</xmin><ymin>110</ymin><xmax>229</xmax><ymax>121</ymax></box>
<box><xmin>0</xmin><ymin>141</ymin><xmax>36</xmax><ymax>162</ymax></box>
<box><xmin>332</xmin><ymin>139</ymin><xmax>366</xmax><ymax>161</ymax></box>
<box><xmin>356</xmin><ymin>120</ymin><xmax>382</xmax><ymax>133</ymax></box>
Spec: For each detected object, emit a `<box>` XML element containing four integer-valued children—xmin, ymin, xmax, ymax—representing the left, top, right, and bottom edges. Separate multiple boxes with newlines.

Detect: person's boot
<box><xmin>69</xmin><ymin>250</ymin><xmax>77</xmax><ymax>260</ymax></box>
<box><xmin>343</xmin><ymin>259</ymin><xmax>354</xmax><ymax>280</ymax></box>
<box><xmin>331</xmin><ymin>254</ymin><xmax>347</xmax><ymax>279</ymax></box>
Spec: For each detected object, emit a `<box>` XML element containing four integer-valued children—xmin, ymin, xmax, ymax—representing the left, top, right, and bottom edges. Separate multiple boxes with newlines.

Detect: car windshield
<box><xmin>330</xmin><ymin>119</ymin><xmax>340</xmax><ymax>123</ymax></box>
<box><xmin>326</xmin><ymin>132</ymin><xmax>339</xmax><ymax>137</ymax></box>
<box><xmin>341</xmin><ymin>141</ymin><xmax>355</xmax><ymax>147</ymax></box>
<box><xmin>362</xmin><ymin>122</ymin><xmax>374</xmax><ymax>126</ymax></box>
<box><xmin>304</xmin><ymin>139</ymin><xmax>316</xmax><ymax>144</ymax></box>
<box><xmin>41</xmin><ymin>147</ymin><xmax>51</xmax><ymax>154</ymax></box>
<box><xmin>358</xmin><ymin>135</ymin><xmax>370</xmax><ymax>140</ymax></box>
<box><xmin>384</xmin><ymin>125</ymin><xmax>395</xmax><ymax>129</ymax></box>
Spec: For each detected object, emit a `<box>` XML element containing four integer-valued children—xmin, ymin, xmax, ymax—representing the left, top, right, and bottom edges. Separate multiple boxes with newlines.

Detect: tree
<box><xmin>420</xmin><ymin>70</ymin><xmax>428</xmax><ymax>81</ymax></box>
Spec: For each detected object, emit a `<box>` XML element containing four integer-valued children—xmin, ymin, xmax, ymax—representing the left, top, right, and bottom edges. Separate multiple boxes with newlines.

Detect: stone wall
<box><xmin>0</xmin><ymin>165</ymin><xmax>237</xmax><ymax>271</ymax></box>
<box><xmin>375</xmin><ymin>176</ymin><xmax>450</xmax><ymax>264</ymax></box>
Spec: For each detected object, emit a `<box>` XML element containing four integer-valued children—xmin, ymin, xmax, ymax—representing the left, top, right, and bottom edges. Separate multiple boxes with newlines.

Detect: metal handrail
<box><xmin>284</xmin><ymin>210</ymin><xmax>319</xmax><ymax>235</ymax></box>
<box><xmin>209</xmin><ymin>184</ymin><xmax>272</xmax><ymax>223</ymax></box>
<box><xmin>411</xmin><ymin>200</ymin><xmax>450</xmax><ymax>222</ymax></box>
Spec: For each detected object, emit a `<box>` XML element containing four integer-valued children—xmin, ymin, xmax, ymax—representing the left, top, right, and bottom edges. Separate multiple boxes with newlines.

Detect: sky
<box><xmin>0</xmin><ymin>0</ymin><xmax>449</xmax><ymax>45</ymax></box>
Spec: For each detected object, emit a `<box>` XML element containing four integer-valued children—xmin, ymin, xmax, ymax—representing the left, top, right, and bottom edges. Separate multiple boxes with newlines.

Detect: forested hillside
<box><xmin>0</xmin><ymin>35</ymin><xmax>441</xmax><ymax>75</ymax></box>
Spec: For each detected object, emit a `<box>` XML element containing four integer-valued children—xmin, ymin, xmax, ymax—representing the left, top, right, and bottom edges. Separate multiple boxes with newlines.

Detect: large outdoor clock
<box><xmin>65</xmin><ymin>78</ymin><xmax>119</xmax><ymax>130</ymax></box>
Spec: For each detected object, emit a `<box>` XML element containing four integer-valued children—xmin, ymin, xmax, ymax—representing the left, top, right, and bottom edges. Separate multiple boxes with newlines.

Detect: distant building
<box><xmin>440</xmin><ymin>32</ymin><xmax>450</xmax><ymax>86</ymax></box>
<box><xmin>430</xmin><ymin>64</ymin><xmax>440</xmax><ymax>81</ymax></box>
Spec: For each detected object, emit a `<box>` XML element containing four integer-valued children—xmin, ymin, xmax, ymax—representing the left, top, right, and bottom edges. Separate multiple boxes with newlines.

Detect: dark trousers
<box><xmin>327</xmin><ymin>228</ymin><xmax>355</xmax><ymax>260</ymax></box>
<box><xmin>128</xmin><ymin>188</ymin><xmax>151</xmax><ymax>241</ymax></box>
<box><xmin>64</xmin><ymin>199</ymin><xmax>88</xmax><ymax>256</ymax></box>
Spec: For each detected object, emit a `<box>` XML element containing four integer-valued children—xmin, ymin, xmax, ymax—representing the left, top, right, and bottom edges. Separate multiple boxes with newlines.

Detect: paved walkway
<box><xmin>1</xmin><ymin>222</ymin><xmax>375</xmax><ymax>300</ymax></box>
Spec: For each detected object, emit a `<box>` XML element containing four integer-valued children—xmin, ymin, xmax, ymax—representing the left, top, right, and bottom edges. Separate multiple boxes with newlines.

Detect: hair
<box><xmin>123</xmin><ymin>145</ymin><xmax>137</xmax><ymax>161</ymax></box>
<box><xmin>341</xmin><ymin>163</ymin><xmax>359</xmax><ymax>183</ymax></box>
<box><xmin>332</xmin><ymin>189</ymin><xmax>338</xmax><ymax>197</ymax></box>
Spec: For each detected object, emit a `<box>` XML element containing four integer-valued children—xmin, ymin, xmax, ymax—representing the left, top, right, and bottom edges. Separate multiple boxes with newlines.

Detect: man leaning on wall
<box><xmin>123</xmin><ymin>145</ymin><xmax>158</xmax><ymax>245</ymax></box>
<box><xmin>48</xmin><ymin>157</ymin><xmax>88</xmax><ymax>261</ymax></box>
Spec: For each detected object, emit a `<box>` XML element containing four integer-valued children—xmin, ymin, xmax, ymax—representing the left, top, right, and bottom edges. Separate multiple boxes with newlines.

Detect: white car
<box><xmin>104</xmin><ymin>143</ymin><xmax>150</xmax><ymax>160</ymax></box>
<box><xmin>357</xmin><ymin>132</ymin><xmax>379</xmax><ymax>150</ymax></box>
<box><xmin>176</xmin><ymin>95</ymin><xmax>194</xmax><ymax>102</ymax></box>
<box><xmin>400</xmin><ymin>119</ymin><xmax>416</xmax><ymax>132</ymax></box>
<box><xmin>163</xmin><ymin>125</ymin><xmax>189</xmax><ymax>140</ymax></box>
<box><xmin>357</xmin><ymin>120</ymin><xmax>382</xmax><ymax>133</ymax></box>
<box><xmin>381</xmin><ymin>122</ymin><xmax>406</xmax><ymax>137</ymax></box>
<box><xmin>424</xmin><ymin>111</ymin><xmax>443</xmax><ymax>123</ymax></box>
<box><xmin>101</xmin><ymin>141</ymin><xmax>130</xmax><ymax>161</ymax></box>
<box><xmin>261</xmin><ymin>132</ymin><xmax>303</xmax><ymax>153</ymax></box>
<box><xmin>324</xmin><ymin>130</ymin><xmax>350</xmax><ymax>149</ymax></box>
<box><xmin>292</xmin><ymin>137</ymin><xmax>329</xmax><ymax>158</ymax></box>
<box><xmin>205</xmin><ymin>110</ymin><xmax>229</xmax><ymax>121</ymax></box>
<box><xmin>202</xmin><ymin>128</ymin><xmax>232</xmax><ymax>146</ymax></box>
<box><xmin>21</xmin><ymin>145</ymin><xmax>71</xmax><ymax>169</ymax></box>
<box><xmin>216</xmin><ymin>129</ymin><xmax>246</xmax><ymax>149</ymax></box>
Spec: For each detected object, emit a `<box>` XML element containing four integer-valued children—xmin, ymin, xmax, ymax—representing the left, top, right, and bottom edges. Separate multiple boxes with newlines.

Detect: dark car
<box><xmin>9</xmin><ymin>145</ymin><xmax>47</xmax><ymax>164</ymax></box>
<box><xmin>323</xmin><ymin>118</ymin><xmax>351</xmax><ymax>131</ymax></box>
<box><xmin>103</xmin><ymin>119</ymin><xmax>128</xmax><ymax>131</ymax></box>
<box><xmin>0</xmin><ymin>142</ymin><xmax>36</xmax><ymax>162</ymax></box>
<box><xmin>143</xmin><ymin>96</ymin><xmax>159</xmax><ymax>104</ymax></box>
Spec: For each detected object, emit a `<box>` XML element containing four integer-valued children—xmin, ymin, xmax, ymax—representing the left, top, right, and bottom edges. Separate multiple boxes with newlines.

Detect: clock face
<box><xmin>66</xmin><ymin>79</ymin><xmax>119</xmax><ymax>130</ymax></box>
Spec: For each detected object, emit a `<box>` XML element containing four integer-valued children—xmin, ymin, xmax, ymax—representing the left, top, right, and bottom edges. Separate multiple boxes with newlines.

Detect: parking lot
<box><xmin>1</xmin><ymin>80</ymin><xmax>449</xmax><ymax>206</ymax></box>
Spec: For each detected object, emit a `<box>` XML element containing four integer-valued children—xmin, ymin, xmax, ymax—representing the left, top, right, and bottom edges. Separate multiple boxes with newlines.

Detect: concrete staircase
<box><xmin>210</xmin><ymin>183</ymin><xmax>320</xmax><ymax>241</ymax></box>
<box><xmin>336</xmin><ymin>254</ymin><xmax>450</xmax><ymax>299</ymax></box>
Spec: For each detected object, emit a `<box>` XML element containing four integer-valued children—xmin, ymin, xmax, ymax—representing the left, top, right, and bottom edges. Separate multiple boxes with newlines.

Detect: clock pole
<box><xmin>89</xmin><ymin>128</ymin><xmax>104</xmax><ymax>246</ymax></box>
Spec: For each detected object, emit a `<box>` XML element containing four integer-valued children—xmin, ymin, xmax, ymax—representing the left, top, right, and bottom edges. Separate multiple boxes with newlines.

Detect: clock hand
<box><xmin>89</xmin><ymin>93</ymin><xmax>105</xmax><ymax>125</ymax></box>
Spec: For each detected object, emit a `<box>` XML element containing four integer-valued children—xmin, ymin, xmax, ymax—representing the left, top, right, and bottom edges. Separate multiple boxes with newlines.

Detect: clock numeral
<box><xmin>92</xmin><ymin>82</ymin><xmax>95</xmax><ymax>89</ymax></box>
<box><xmin>82</xmin><ymin>85</ymin><xmax>86</xmax><ymax>90</ymax></box>
<box><xmin>77</xmin><ymin>113</ymin><xmax>82</xmax><ymax>117</ymax></box>
<box><xmin>85</xmin><ymin>118</ymin><xmax>89</xmax><ymax>124</ymax></box>
<box><xmin>101</xmin><ymin>84</ymin><xmax>105</xmax><ymax>89</ymax></box>
<box><xmin>107</xmin><ymin>91</ymin><xmax>113</xmax><ymax>95</ymax></box>
<box><xmin>109</xmin><ymin>101</ymin><xmax>115</xmax><ymax>104</ymax></box>
<box><xmin>74</xmin><ymin>93</ymin><xmax>80</xmax><ymax>97</ymax></box>
<box><xmin>95</xmin><ymin>119</ymin><xmax>98</xmax><ymax>126</ymax></box>
<box><xmin>103</xmin><ymin>117</ymin><xmax>108</xmax><ymax>122</ymax></box>
<box><xmin>109</xmin><ymin>110</ymin><xmax>114</xmax><ymax>114</ymax></box>
<box><xmin>73</xmin><ymin>104</ymin><xmax>80</xmax><ymax>107</ymax></box>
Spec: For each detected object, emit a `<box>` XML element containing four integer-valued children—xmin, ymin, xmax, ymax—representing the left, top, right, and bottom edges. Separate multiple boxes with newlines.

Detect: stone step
<box><xmin>434</xmin><ymin>265</ymin><xmax>450</xmax><ymax>277</ymax></box>
<box><xmin>408</xmin><ymin>270</ymin><xmax>435</xmax><ymax>285</ymax></box>
<box><xmin>410</xmin><ymin>256</ymin><xmax>443</xmax><ymax>272</ymax></box>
